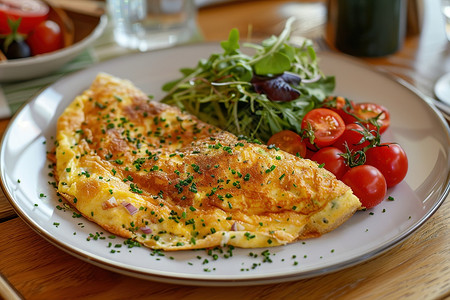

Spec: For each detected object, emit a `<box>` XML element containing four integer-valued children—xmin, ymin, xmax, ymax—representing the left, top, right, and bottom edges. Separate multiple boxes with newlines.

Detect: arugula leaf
<box><xmin>221</xmin><ymin>28</ymin><xmax>240</xmax><ymax>55</ymax></box>
<box><xmin>161</xmin><ymin>17</ymin><xmax>335</xmax><ymax>142</ymax></box>
<box><xmin>253</xmin><ymin>52</ymin><xmax>291</xmax><ymax>75</ymax></box>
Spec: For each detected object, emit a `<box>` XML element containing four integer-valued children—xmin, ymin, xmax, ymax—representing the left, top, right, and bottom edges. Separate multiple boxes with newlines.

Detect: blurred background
<box><xmin>1</xmin><ymin>0</ymin><xmax>448</xmax><ymax>117</ymax></box>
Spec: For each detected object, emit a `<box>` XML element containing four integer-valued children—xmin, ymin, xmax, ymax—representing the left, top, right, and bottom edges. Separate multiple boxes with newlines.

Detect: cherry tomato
<box><xmin>27</xmin><ymin>20</ymin><xmax>63</xmax><ymax>55</ymax></box>
<box><xmin>332</xmin><ymin>123</ymin><xmax>373</xmax><ymax>152</ymax></box>
<box><xmin>311</xmin><ymin>147</ymin><xmax>348</xmax><ymax>179</ymax></box>
<box><xmin>267</xmin><ymin>130</ymin><xmax>306</xmax><ymax>158</ymax></box>
<box><xmin>341</xmin><ymin>165</ymin><xmax>387</xmax><ymax>209</ymax></box>
<box><xmin>0</xmin><ymin>0</ymin><xmax>49</xmax><ymax>34</ymax></box>
<box><xmin>301</xmin><ymin>108</ymin><xmax>345</xmax><ymax>148</ymax></box>
<box><xmin>344</xmin><ymin>103</ymin><xmax>390</xmax><ymax>134</ymax></box>
<box><xmin>304</xmin><ymin>148</ymin><xmax>317</xmax><ymax>160</ymax></box>
<box><xmin>322</xmin><ymin>96</ymin><xmax>354</xmax><ymax>121</ymax></box>
<box><xmin>365</xmin><ymin>143</ymin><xmax>408</xmax><ymax>188</ymax></box>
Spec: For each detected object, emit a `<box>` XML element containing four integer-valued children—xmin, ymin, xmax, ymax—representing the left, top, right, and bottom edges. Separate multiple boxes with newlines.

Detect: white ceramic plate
<box><xmin>0</xmin><ymin>15</ymin><xmax>107</xmax><ymax>82</ymax></box>
<box><xmin>1</xmin><ymin>44</ymin><xmax>449</xmax><ymax>286</ymax></box>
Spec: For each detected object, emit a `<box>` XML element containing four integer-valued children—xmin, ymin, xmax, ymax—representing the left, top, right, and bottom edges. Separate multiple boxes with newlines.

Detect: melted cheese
<box><xmin>53</xmin><ymin>73</ymin><xmax>361</xmax><ymax>250</ymax></box>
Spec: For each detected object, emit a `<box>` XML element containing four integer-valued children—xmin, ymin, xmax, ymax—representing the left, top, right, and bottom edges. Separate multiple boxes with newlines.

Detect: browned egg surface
<box><xmin>53</xmin><ymin>73</ymin><xmax>361</xmax><ymax>250</ymax></box>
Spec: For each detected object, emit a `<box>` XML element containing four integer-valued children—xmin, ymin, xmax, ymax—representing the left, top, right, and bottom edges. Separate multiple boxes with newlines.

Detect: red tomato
<box><xmin>344</xmin><ymin>103</ymin><xmax>390</xmax><ymax>134</ymax></box>
<box><xmin>333</xmin><ymin>123</ymin><xmax>373</xmax><ymax>152</ymax></box>
<box><xmin>322</xmin><ymin>96</ymin><xmax>354</xmax><ymax>121</ymax></box>
<box><xmin>365</xmin><ymin>143</ymin><xmax>408</xmax><ymax>188</ymax></box>
<box><xmin>301</xmin><ymin>108</ymin><xmax>345</xmax><ymax>148</ymax></box>
<box><xmin>304</xmin><ymin>148</ymin><xmax>317</xmax><ymax>160</ymax></box>
<box><xmin>342</xmin><ymin>165</ymin><xmax>387</xmax><ymax>209</ymax></box>
<box><xmin>311</xmin><ymin>147</ymin><xmax>348</xmax><ymax>179</ymax></box>
<box><xmin>0</xmin><ymin>0</ymin><xmax>49</xmax><ymax>34</ymax></box>
<box><xmin>267</xmin><ymin>130</ymin><xmax>306</xmax><ymax>158</ymax></box>
<box><xmin>27</xmin><ymin>20</ymin><xmax>63</xmax><ymax>55</ymax></box>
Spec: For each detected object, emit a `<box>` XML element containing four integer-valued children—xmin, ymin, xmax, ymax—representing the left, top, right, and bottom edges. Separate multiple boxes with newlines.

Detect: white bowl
<box><xmin>0</xmin><ymin>13</ymin><xmax>107</xmax><ymax>82</ymax></box>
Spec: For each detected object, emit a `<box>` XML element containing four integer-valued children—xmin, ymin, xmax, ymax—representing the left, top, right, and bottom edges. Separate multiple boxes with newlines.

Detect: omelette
<box><xmin>52</xmin><ymin>73</ymin><xmax>361</xmax><ymax>250</ymax></box>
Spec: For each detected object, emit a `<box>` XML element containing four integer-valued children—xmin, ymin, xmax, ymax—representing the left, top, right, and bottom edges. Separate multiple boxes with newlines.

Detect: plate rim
<box><xmin>1</xmin><ymin>43</ymin><xmax>449</xmax><ymax>286</ymax></box>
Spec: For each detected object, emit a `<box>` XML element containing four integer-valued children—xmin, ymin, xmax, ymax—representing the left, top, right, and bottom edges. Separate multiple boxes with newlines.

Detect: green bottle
<box><xmin>326</xmin><ymin>0</ymin><xmax>407</xmax><ymax>57</ymax></box>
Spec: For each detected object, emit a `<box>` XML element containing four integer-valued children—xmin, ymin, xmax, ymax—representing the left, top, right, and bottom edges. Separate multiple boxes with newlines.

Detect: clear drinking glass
<box><xmin>441</xmin><ymin>0</ymin><xmax>450</xmax><ymax>40</ymax></box>
<box><xmin>434</xmin><ymin>0</ymin><xmax>450</xmax><ymax>108</ymax></box>
<box><xmin>107</xmin><ymin>0</ymin><xmax>198</xmax><ymax>51</ymax></box>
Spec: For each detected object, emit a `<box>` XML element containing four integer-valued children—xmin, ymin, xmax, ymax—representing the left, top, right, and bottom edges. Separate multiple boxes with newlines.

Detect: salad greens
<box><xmin>161</xmin><ymin>17</ymin><xmax>335</xmax><ymax>142</ymax></box>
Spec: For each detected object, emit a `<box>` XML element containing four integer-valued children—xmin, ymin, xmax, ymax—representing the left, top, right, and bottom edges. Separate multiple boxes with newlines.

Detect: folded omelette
<box><xmin>52</xmin><ymin>73</ymin><xmax>361</xmax><ymax>250</ymax></box>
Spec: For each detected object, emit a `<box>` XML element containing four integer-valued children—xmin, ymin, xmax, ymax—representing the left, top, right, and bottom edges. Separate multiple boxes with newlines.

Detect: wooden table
<box><xmin>0</xmin><ymin>0</ymin><xmax>449</xmax><ymax>299</ymax></box>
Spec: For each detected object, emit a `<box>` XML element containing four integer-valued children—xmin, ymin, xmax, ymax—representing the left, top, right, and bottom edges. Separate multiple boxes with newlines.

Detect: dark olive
<box><xmin>4</xmin><ymin>40</ymin><xmax>31</xmax><ymax>60</ymax></box>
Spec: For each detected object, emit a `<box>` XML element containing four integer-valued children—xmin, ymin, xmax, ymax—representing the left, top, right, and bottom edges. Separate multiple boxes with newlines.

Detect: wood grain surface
<box><xmin>0</xmin><ymin>0</ymin><xmax>449</xmax><ymax>299</ymax></box>
<box><xmin>0</xmin><ymin>119</ymin><xmax>13</xmax><ymax>221</ymax></box>
<box><xmin>0</xmin><ymin>198</ymin><xmax>448</xmax><ymax>300</ymax></box>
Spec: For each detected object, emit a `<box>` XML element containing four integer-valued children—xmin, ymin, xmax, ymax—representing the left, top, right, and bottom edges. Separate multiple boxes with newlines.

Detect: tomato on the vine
<box><xmin>0</xmin><ymin>0</ymin><xmax>49</xmax><ymax>34</ymax></box>
<box><xmin>27</xmin><ymin>20</ymin><xmax>63</xmax><ymax>55</ymax></box>
<box><xmin>344</xmin><ymin>103</ymin><xmax>390</xmax><ymax>134</ymax></box>
<box><xmin>322</xmin><ymin>96</ymin><xmax>354</xmax><ymax>121</ymax></box>
<box><xmin>267</xmin><ymin>130</ymin><xmax>306</xmax><ymax>158</ymax></box>
<box><xmin>301</xmin><ymin>108</ymin><xmax>345</xmax><ymax>148</ymax></box>
<box><xmin>341</xmin><ymin>165</ymin><xmax>387</xmax><ymax>209</ymax></box>
<box><xmin>365</xmin><ymin>143</ymin><xmax>408</xmax><ymax>187</ymax></box>
<box><xmin>332</xmin><ymin>123</ymin><xmax>374</xmax><ymax>152</ymax></box>
<box><xmin>311</xmin><ymin>147</ymin><xmax>348</xmax><ymax>179</ymax></box>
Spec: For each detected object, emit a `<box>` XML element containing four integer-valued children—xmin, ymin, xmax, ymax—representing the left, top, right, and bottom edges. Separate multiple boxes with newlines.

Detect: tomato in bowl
<box><xmin>0</xmin><ymin>0</ymin><xmax>49</xmax><ymax>34</ymax></box>
<box><xmin>0</xmin><ymin>3</ymin><xmax>107</xmax><ymax>82</ymax></box>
